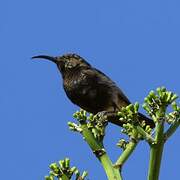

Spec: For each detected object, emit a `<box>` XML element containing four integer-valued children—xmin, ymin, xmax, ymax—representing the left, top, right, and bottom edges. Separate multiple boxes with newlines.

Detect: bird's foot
<box><xmin>97</xmin><ymin>111</ymin><xmax>124</xmax><ymax>127</ymax></box>
<box><xmin>96</xmin><ymin>111</ymin><xmax>109</xmax><ymax>126</ymax></box>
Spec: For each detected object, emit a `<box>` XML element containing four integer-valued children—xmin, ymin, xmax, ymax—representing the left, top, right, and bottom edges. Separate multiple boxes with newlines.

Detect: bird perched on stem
<box><xmin>32</xmin><ymin>53</ymin><xmax>155</xmax><ymax>128</ymax></box>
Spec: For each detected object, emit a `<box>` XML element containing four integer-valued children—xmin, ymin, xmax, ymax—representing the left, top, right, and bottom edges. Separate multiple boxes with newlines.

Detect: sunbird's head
<box><xmin>32</xmin><ymin>53</ymin><xmax>91</xmax><ymax>74</ymax></box>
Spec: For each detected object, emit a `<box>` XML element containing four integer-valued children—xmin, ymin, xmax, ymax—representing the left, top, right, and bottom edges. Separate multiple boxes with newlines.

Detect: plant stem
<box><xmin>114</xmin><ymin>139</ymin><xmax>138</xmax><ymax>169</ymax></box>
<box><xmin>136</xmin><ymin>126</ymin><xmax>155</xmax><ymax>144</ymax></box>
<box><xmin>164</xmin><ymin>119</ymin><xmax>180</xmax><ymax>141</ymax></box>
<box><xmin>59</xmin><ymin>174</ymin><xmax>70</xmax><ymax>180</ymax></box>
<box><xmin>148</xmin><ymin>120</ymin><xmax>164</xmax><ymax>180</ymax></box>
<box><xmin>80</xmin><ymin>123</ymin><xmax>122</xmax><ymax>180</ymax></box>
<box><xmin>80</xmin><ymin>123</ymin><xmax>104</xmax><ymax>152</ymax></box>
<box><xmin>100</xmin><ymin>153</ymin><xmax>122</xmax><ymax>180</ymax></box>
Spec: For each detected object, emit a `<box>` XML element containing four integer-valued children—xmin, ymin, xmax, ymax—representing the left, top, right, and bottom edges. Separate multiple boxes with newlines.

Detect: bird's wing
<box><xmin>94</xmin><ymin>68</ymin><xmax>131</xmax><ymax>104</ymax></box>
<box><xmin>82</xmin><ymin>68</ymin><xmax>131</xmax><ymax>105</ymax></box>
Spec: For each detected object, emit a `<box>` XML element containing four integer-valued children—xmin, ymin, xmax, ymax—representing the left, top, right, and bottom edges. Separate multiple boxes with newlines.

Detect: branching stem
<box><xmin>148</xmin><ymin>114</ymin><xmax>165</xmax><ymax>180</ymax></box>
<box><xmin>164</xmin><ymin>119</ymin><xmax>180</xmax><ymax>142</ymax></box>
<box><xmin>59</xmin><ymin>174</ymin><xmax>70</xmax><ymax>180</ymax></box>
<box><xmin>114</xmin><ymin>139</ymin><xmax>138</xmax><ymax>169</ymax></box>
<box><xmin>136</xmin><ymin>126</ymin><xmax>155</xmax><ymax>145</ymax></box>
<box><xmin>80</xmin><ymin>123</ymin><xmax>122</xmax><ymax>180</ymax></box>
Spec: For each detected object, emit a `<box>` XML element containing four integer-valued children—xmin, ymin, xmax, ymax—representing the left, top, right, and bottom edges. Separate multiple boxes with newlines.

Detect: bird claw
<box><xmin>96</xmin><ymin>111</ymin><xmax>109</xmax><ymax>126</ymax></box>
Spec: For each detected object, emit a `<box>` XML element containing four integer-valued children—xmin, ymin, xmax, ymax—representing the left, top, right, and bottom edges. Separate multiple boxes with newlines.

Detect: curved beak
<box><xmin>31</xmin><ymin>55</ymin><xmax>58</xmax><ymax>63</ymax></box>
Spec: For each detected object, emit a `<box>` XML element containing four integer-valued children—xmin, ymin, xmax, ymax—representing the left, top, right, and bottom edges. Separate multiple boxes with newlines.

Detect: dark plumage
<box><xmin>32</xmin><ymin>53</ymin><xmax>155</xmax><ymax>128</ymax></box>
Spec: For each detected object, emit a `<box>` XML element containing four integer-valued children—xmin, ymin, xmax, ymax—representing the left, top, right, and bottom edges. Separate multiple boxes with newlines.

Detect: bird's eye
<box><xmin>65</xmin><ymin>60</ymin><xmax>78</xmax><ymax>69</ymax></box>
<box><xmin>65</xmin><ymin>62</ymin><xmax>73</xmax><ymax>69</ymax></box>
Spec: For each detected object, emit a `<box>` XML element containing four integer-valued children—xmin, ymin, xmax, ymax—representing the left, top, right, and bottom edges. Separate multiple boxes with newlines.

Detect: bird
<box><xmin>32</xmin><ymin>53</ymin><xmax>155</xmax><ymax>128</ymax></box>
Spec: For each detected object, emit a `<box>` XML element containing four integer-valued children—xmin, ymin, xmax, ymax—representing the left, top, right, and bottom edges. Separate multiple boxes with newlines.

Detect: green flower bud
<box><xmin>170</xmin><ymin>94</ymin><xmax>178</xmax><ymax>103</ymax></box>
<box><xmin>45</xmin><ymin>175</ymin><xmax>54</xmax><ymax>180</ymax></box>
<box><xmin>156</xmin><ymin>87</ymin><xmax>161</xmax><ymax>94</ymax></box>
<box><xmin>82</xmin><ymin>110</ymin><xmax>87</xmax><ymax>117</ymax></box>
<box><xmin>65</xmin><ymin>158</ymin><xmax>70</xmax><ymax>168</ymax></box>
<box><xmin>127</xmin><ymin>104</ymin><xmax>134</xmax><ymax>112</ymax></box>
<box><xmin>156</xmin><ymin>86</ymin><xmax>166</xmax><ymax>97</ymax></box>
<box><xmin>68</xmin><ymin>122</ymin><xmax>83</xmax><ymax>132</ymax></box>
<box><xmin>160</xmin><ymin>92</ymin><xmax>167</xmax><ymax>102</ymax></box>
<box><xmin>142</xmin><ymin>104</ymin><xmax>151</xmax><ymax>114</ymax></box>
<box><xmin>145</xmin><ymin>125</ymin><xmax>152</xmax><ymax>134</ymax></box>
<box><xmin>166</xmin><ymin>92</ymin><xmax>173</xmax><ymax>102</ymax></box>
<box><xmin>117</xmin><ymin>139</ymin><xmax>128</xmax><ymax>150</ymax></box>
<box><xmin>117</xmin><ymin>111</ymin><xmax>124</xmax><ymax>117</ymax></box>
<box><xmin>49</xmin><ymin>163</ymin><xmax>58</xmax><ymax>171</ymax></box>
<box><xmin>144</xmin><ymin>97</ymin><xmax>152</xmax><ymax>105</ymax></box>
<box><xmin>74</xmin><ymin>169</ymin><xmax>80</xmax><ymax>176</ymax></box>
<box><xmin>140</xmin><ymin>120</ymin><xmax>146</xmax><ymax>127</ymax></box>
<box><xmin>59</xmin><ymin>160</ymin><xmax>65</xmax><ymax>169</ymax></box>
<box><xmin>134</xmin><ymin>102</ymin><xmax>139</xmax><ymax>113</ymax></box>
<box><xmin>70</xmin><ymin>166</ymin><xmax>77</xmax><ymax>173</ymax></box>
<box><xmin>81</xmin><ymin>171</ymin><xmax>88</xmax><ymax>178</ymax></box>
<box><xmin>172</xmin><ymin>102</ymin><xmax>178</xmax><ymax>111</ymax></box>
<box><xmin>160</xmin><ymin>86</ymin><xmax>166</xmax><ymax>92</ymax></box>
<box><xmin>149</xmin><ymin>90</ymin><xmax>156</xmax><ymax>98</ymax></box>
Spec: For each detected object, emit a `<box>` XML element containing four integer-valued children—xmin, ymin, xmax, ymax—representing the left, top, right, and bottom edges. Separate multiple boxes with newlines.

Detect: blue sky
<box><xmin>1</xmin><ymin>0</ymin><xmax>180</xmax><ymax>179</ymax></box>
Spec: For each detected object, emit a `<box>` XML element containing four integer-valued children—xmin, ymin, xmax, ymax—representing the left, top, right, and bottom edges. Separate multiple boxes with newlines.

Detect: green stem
<box><xmin>59</xmin><ymin>174</ymin><xmax>70</xmax><ymax>180</ymax></box>
<box><xmin>81</xmin><ymin>123</ymin><xmax>104</xmax><ymax>151</ymax></box>
<box><xmin>114</xmin><ymin>139</ymin><xmax>138</xmax><ymax>169</ymax></box>
<box><xmin>100</xmin><ymin>153</ymin><xmax>122</xmax><ymax>180</ymax></box>
<box><xmin>148</xmin><ymin>120</ymin><xmax>165</xmax><ymax>180</ymax></box>
<box><xmin>80</xmin><ymin>123</ymin><xmax>122</xmax><ymax>180</ymax></box>
<box><xmin>164</xmin><ymin>119</ymin><xmax>180</xmax><ymax>141</ymax></box>
<box><xmin>136</xmin><ymin>126</ymin><xmax>155</xmax><ymax>144</ymax></box>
